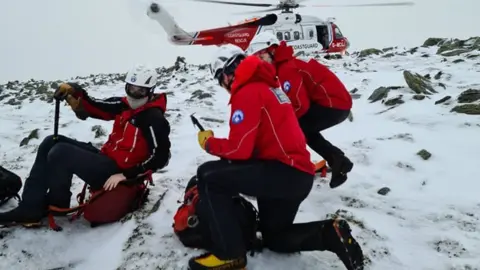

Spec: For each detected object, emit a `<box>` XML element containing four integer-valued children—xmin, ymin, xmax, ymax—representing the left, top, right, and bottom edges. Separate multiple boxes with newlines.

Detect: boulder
<box><xmin>403</xmin><ymin>70</ymin><xmax>437</xmax><ymax>94</ymax></box>
<box><xmin>358</xmin><ymin>48</ymin><xmax>383</xmax><ymax>58</ymax></box>
<box><xmin>451</xmin><ymin>104</ymin><xmax>480</xmax><ymax>115</ymax></box>
<box><xmin>435</xmin><ymin>96</ymin><xmax>451</xmax><ymax>105</ymax></box>
<box><xmin>457</xmin><ymin>89</ymin><xmax>480</xmax><ymax>103</ymax></box>
<box><xmin>368</xmin><ymin>87</ymin><xmax>389</xmax><ymax>103</ymax></box>
<box><xmin>422</xmin><ymin>38</ymin><xmax>445</xmax><ymax>47</ymax></box>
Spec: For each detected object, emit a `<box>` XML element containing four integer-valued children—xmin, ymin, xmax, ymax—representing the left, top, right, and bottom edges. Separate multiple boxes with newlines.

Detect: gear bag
<box><xmin>47</xmin><ymin>171</ymin><xmax>153</xmax><ymax>231</ymax></box>
<box><xmin>173</xmin><ymin>176</ymin><xmax>262</xmax><ymax>252</ymax></box>
<box><xmin>0</xmin><ymin>166</ymin><xmax>22</xmax><ymax>207</ymax></box>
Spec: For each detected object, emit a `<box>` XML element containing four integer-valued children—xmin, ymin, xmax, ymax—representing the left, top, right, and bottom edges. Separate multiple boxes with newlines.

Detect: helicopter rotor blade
<box><xmin>192</xmin><ymin>0</ymin><xmax>274</xmax><ymax>7</ymax></box>
<box><xmin>232</xmin><ymin>7</ymin><xmax>285</xmax><ymax>15</ymax></box>
<box><xmin>310</xmin><ymin>1</ymin><xmax>415</xmax><ymax>8</ymax></box>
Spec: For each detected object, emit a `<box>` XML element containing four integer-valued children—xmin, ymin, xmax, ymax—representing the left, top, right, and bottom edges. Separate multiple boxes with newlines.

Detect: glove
<box><xmin>54</xmin><ymin>83</ymin><xmax>76</xmax><ymax>101</ymax></box>
<box><xmin>65</xmin><ymin>95</ymin><xmax>88</xmax><ymax>120</ymax></box>
<box><xmin>197</xmin><ymin>130</ymin><xmax>213</xmax><ymax>150</ymax></box>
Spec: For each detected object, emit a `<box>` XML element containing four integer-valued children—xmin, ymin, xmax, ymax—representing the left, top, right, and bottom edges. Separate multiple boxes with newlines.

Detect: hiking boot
<box><xmin>0</xmin><ymin>205</ymin><xmax>46</xmax><ymax>227</ymax></box>
<box><xmin>188</xmin><ymin>253</ymin><xmax>246</xmax><ymax>270</ymax></box>
<box><xmin>323</xmin><ymin>218</ymin><xmax>364</xmax><ymax>270</ymax></box>
<box><xmin>329</xmin><ymin>154</ymin><xmax>353</xmax><ymax>189</ymax></box>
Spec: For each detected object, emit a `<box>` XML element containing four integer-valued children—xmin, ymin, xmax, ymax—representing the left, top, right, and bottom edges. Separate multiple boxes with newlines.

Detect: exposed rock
<box><xmin>382</xmin><ymin>53</ymin><xmax>395</xmax><ymax>58</ymax></box>
<box><xmin>384</xmin><ymin>95</ymin><xmax>404</xmax><ymax>106</ymax></box>
<box><xmin>368</xmin><ymin>87</ymin><xmax>389</xmax><ymax>103</ymax></box>
<box><xmin>189</xmin><ymin>90</ymin><xmax>212</xmax><ymax>100</ymax></box>
<box><xmin>451</xmin><ymin>104</ymin><xmax>480</xmax><ymax>115</ymax></box>
<box><xmin>200</xmin><ymin>117</ymin><xmax>224</xmax><ymax>124</ymax></box>
<box><xmin>351</xmin><ymin>94</ymin><xmax>361</xmax><ymax>100</ymax></box>
<box><xmin>422</xmin><ymin>38</ymin><xmax>445</xmax><ymax>47</ymax></box>
<box><xmin>457</xmin><ymin>89</ymin><xmax>480</xmax><ymax>103</ymax></box>
<box><xmin>403</xmin><ymin>70</ymin><xmax>437</xmax><ymax>94</ymax></box>
<box><xmin>377</xmin><ymin>187</ymin><xmax>391</xmax><ymax>196</ymax></box>
<box><xmin>382</xmin><ymin>47</ymin><xmax>395</xmax><ymax>52</ymax></box>
<box><xmin>19</xmin><ymin>128</ymin><xmax>40</xmax><ymax>147</ymax></box>
<box><xmin>452</xmin><ymin>59</ymin><xmax>465</xmax><ymax>63</ymax></box>
<box><xmin>413</xmin><ymin>94</ymin><xmax>426</xmax><ymax>100</ymax></box>
<box><xmin>347</xmin><ymin>111</ymin><xmax>354</xmax><ymax>122</ymax></box>
<box><xmin>91</xmin><ymin>125</ymin><xmax>107</xmax><ymax>138</ymax></box>
<box><xmin>396</xmin><ymin>162</ymin><xmax>415</xmax><ymax>171</ymax></box>
<box><xmin>350</xmin><ymin>88</ymin><xmax>358</xmax><ymax>94</ymax></box>
<box><xmin>358</xmin><ymin>48</ymin><xmax>383</xmax><ymax>58</ymax></box>
<box><xmin>436</xmin><ymin>37</ymin><xmax>480</xmax><ymax>56</ymax></box>
<box><xmin>466</xmin><ymin>54</ymin><xmax>479</xmax><ymax>59</ymax></box>
<box><xmin>417</xmin><ymin>149</ymin><xmax>432</xmax><ymax>160</ymax></box>
<box><xmin>441</xmin><ymin>49</ymin><xmax>470</xmax><ymax>57</ymax></box>
<box><xmin>438</xmin><ymin>83</ymin><xmax>446</xmax><ymax>89</ymax></box>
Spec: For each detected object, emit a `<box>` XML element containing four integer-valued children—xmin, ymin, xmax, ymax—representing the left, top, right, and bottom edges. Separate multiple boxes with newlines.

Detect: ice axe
<box><xmin>53</xmin><ymin>97</ymin><xmax>60</xmax><ymax>141</ymax></box>
<box><xmin>190</xmin><ymin>113</ymin><xmax>205</xmax><ymax>131</ymax></box>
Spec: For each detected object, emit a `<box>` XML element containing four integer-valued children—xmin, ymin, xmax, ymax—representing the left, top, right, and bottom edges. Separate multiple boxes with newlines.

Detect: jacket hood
<box><xmin>230</xmin><ymin>55</ymin><xmax>279</xmax><ymax>100</ymax></box>
<box><xmin>274</xmin><ymin>41</ymin><xmax>294</xmax><ymax>64</ymax></box>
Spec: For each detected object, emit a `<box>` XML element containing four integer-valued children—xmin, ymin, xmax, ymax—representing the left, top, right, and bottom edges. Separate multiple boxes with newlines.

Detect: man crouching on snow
<box><xmin>0</xmin><ymin>65</ymin><xmax>171</xmax><ymax>225</ymax></box>
<box><xmin>189</xmin><ymin>44</ymin><xmax>364</xmax><ymax>270</ymax></box>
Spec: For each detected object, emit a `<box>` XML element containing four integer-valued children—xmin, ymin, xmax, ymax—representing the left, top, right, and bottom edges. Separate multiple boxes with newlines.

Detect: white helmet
<box><xmin>246</xmin><ymin>31</ymin><xmax>280</xmax><ymax>55</ymax></box>
<box><xmin>124</xmin><ymin>65</ymin><xmax>158</xmax><ymax>99</ymax></box>
<box><xmin>210</xmin><ymin>44</ymin><xmax>245</xmax><ymax>79</ymax></box>
<box><xmin>125</xmin><ymin>65</ymin><xmax>158</xmax><ymax>88</ymax></box>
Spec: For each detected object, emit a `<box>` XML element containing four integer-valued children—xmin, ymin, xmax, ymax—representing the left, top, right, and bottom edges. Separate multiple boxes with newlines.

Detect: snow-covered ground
<box><xmin>1</xmin><ymin>40</ymin><xmax>480</xmax><ymax>270</ymax></box>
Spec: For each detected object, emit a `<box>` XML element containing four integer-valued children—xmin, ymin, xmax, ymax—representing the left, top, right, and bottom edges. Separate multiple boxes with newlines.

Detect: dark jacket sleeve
<box><xmin>121</xmin><ymin>108</ymin><xmax>171</xmax><ymax>178</ymax></box>
<box><xmin>68</xmin><ymin>82</ymin><xmax>128</xmax><ymax>120</ymax></box>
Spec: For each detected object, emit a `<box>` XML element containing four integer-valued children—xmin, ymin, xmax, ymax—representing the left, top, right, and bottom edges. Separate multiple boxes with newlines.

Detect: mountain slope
<box><xmin>1</xmin><ymin>37</ymin><xmax>480</xmax><ymax>270</ymax></box>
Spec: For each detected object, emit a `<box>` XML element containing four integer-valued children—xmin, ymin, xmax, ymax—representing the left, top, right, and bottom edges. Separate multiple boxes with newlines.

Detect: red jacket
<box><xmin>205</xmin><ymin>56</ymin><xmax>315</xmax><ymax>175</ymax></box>
<box><xmin>70</xmin><ymin>84</ymin><xmax>171</xmax><ymax>179</ymax></box>
<box><xmin>274</xmin><ymin>41</ymin><xmax>352</xmax><ymax>113</ymax></box>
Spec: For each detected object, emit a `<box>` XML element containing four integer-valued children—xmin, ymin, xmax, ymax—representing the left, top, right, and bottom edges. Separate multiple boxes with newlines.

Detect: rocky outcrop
<box><xmin>403</xmin><ymin>71</ymin><xmax>437</xmax><ymax>95</ymax></box>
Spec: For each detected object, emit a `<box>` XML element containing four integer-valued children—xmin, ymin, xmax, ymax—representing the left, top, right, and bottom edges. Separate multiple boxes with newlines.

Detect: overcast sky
<box><xmin>0</xmin><ymin>0</ymin><xmax>478</xmax><ymax>83</ymax></box>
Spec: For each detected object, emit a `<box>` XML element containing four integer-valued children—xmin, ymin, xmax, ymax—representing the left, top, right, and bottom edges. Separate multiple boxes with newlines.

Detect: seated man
<box><xmin>189</xmin><ymin>44</ymin><xmax>364</xmax><ymax>270</ymax></box>
<box><xmin>0</xmin><ymin>65</ymin><xmax>171</xmax><ymax>225</ymax></box>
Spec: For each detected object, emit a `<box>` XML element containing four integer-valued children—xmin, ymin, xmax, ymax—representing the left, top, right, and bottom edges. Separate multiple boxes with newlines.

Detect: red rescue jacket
<box><xmin>205</xmin><ymin>56</ymin><xmax>315</xmax><ymax>175</ymax></box>
<box><xmin>98</xmin><ymin>96</ymin><xmax>167</xmax><ymax>169</ymax></box>
<box><xmin>72</xmin><ymin>87</ymin><xmax>171</xmax><ymax>178</ymax></box>
<box><xmin>274</xmin><ymin>41</ymin><xmax>352</xmax><ymax>113</ymax></box>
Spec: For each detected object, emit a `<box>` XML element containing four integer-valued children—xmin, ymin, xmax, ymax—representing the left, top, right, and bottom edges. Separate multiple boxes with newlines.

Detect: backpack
<box><xmin>0</xmin><ymin>166</ymin><xmax>22</xmax><ymax>207</ymax></box>
<box><xmin>47</xmin><ymin>171</ymin><xmax>153</xmax><ymax>231</ymax></box>
<box><xmin>173</xmin><ymin>176</ymin><xmax>262</xmax><ymax>253</ymax></box>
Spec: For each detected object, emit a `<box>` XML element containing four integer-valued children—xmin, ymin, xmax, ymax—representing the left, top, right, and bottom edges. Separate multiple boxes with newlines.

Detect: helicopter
<box><xmin>146</xmin><ymin>0</ymin><xmax>414</xmax><ymax>56</ymax></box>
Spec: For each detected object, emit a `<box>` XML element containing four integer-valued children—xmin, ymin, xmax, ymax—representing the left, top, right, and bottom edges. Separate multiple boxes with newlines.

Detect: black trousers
<box><xmin>298</xmin><ymin>103</ymin><xmax>350</xmax><ymax>163</ymax></box>
<box><xmin>196</xmin><ymin>159</ymin><xmax>315</xmax><ymax>259</ymax></box>
<box><xmin>21</xmin><ymin>135</ymin><xmax>119</xmax><ymax>212</ymax></box>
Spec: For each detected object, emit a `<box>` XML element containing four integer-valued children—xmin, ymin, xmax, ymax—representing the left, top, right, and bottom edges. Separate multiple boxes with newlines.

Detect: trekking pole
<box><xmin>53</xmin><ymin>98</ymin><xmax>60</xmax><ymax>141</ymax></box>
<box><xmin>190</xmin><ymin>113</ymin><xmax>205</xmax><ymax>131</ymax></box>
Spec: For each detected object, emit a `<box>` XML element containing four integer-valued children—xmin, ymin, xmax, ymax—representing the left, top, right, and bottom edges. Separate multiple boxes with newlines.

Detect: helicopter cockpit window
<box><xmin>334</xmin><ymin>27</ymin><xmax>344</xmax><ymax>39</ymax></box>
<box><xmin>293</xmin><ymin>31</ymin><xmax>301</xmax><ymax>40</ymax></box>
<box><xmin>276</xmin><ymin>32</ymin><xmax>283</xmax><ymax>41</ymax></box>
<box><xmin>284</xmin><ymin>32</ymin><xmax>291</xmax><ymax>41</ymax></box>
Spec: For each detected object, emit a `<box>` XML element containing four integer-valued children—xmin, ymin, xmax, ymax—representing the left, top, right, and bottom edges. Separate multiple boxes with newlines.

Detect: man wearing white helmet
<box><xmin>0</xmin><ymin>65</ymin><xmax>171</xmax><ymax>225</ymax></box>
<box><xmin>247</xmin><ymin>31</ymin><xmax>354</xmax><ymax>189</ymax></box>
<box><xmin>188</xmin><ymin>44</ymin><xmax>364</xmax><ymax>270</ymax></box>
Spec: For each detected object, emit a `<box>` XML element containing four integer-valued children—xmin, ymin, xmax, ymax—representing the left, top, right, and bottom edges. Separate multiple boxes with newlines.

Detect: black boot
<box><xmin>0</xmin><ymin>204</ymin><xmax>47</xmax><ymax>226</ymax></box>
<box><xmin>328</xmin><ymin>153</ymin><xmax>353</xmax><ymax>189</ymax></box>
<box><xmin>264</xmin><ymin>219</ymin><xmax>364</xmax><ymax>270</ymax></box>
<box><xmin>322</xmin><ymin>218</ymin><xmax>364</xmax><ymax>270</ymax></box>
